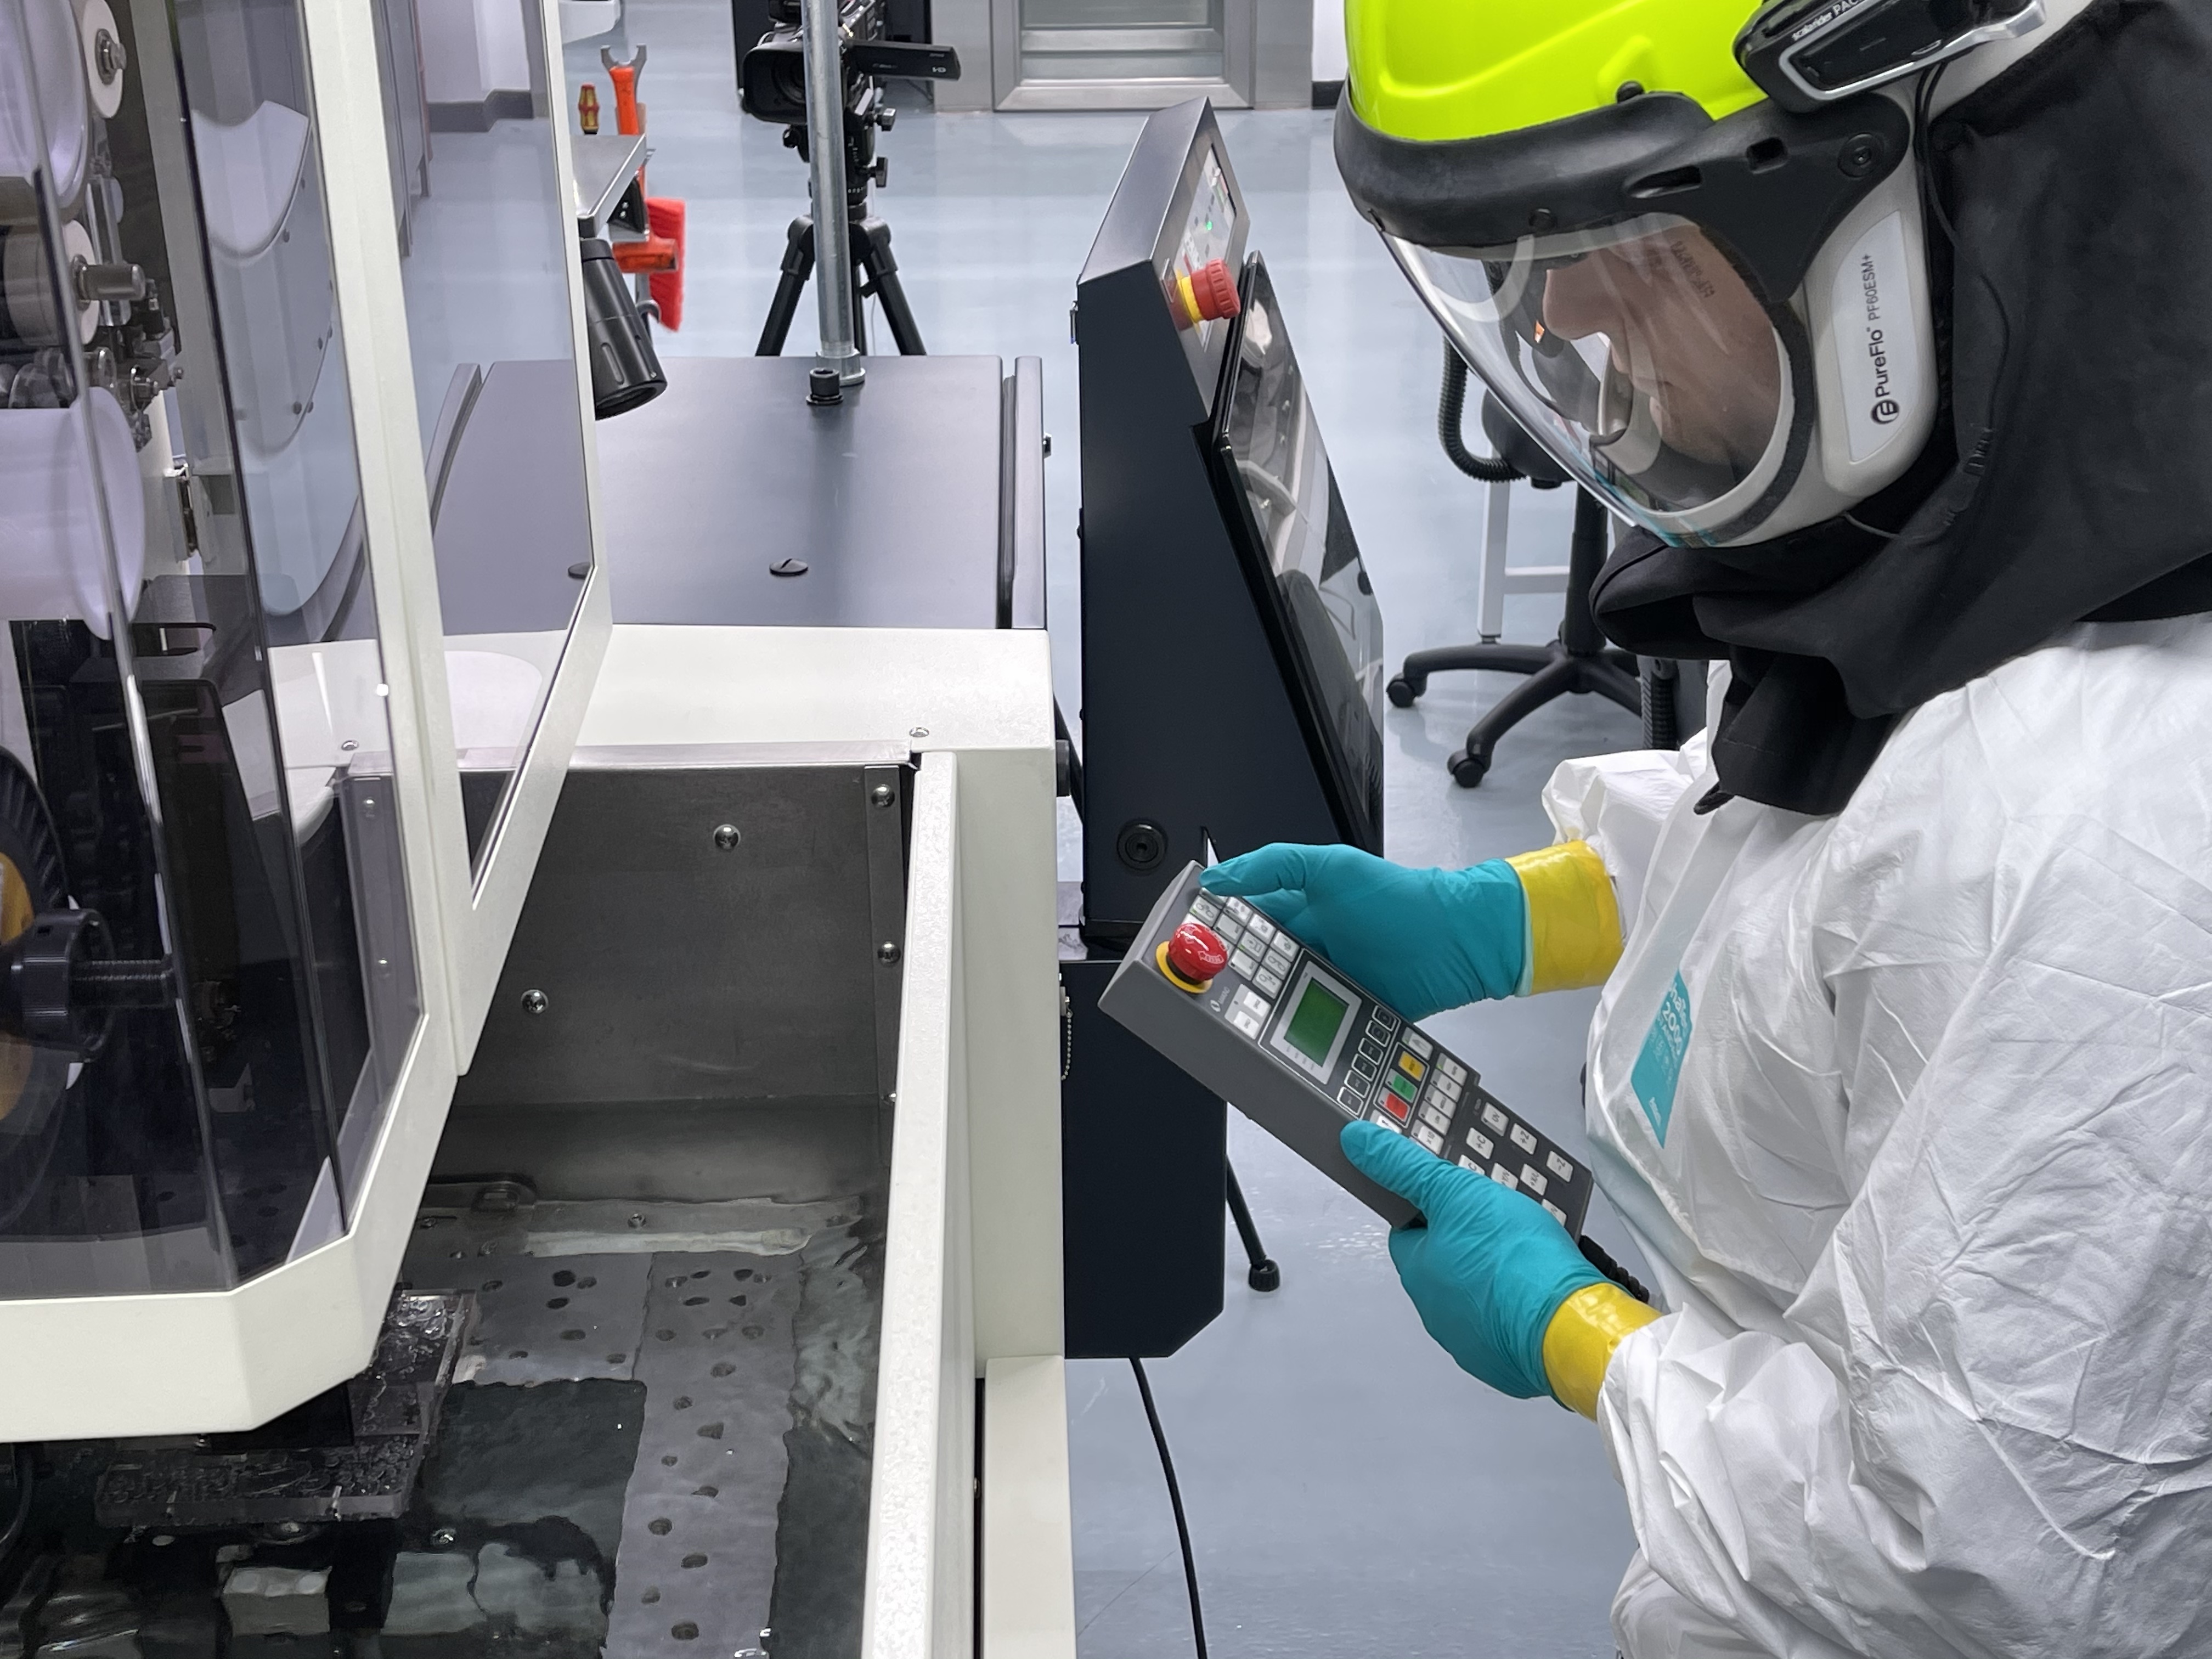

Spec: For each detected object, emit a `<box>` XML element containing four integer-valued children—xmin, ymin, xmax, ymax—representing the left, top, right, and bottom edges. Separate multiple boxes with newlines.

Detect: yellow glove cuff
<box><xmin>1505</xmin><ymin>839</ymin><xmax>1624</xmax><ymax>994</ymax></box>
<box><xmin>1543</xmin><ymin>1282</ymin><xmax>1662</xmax><ymax>1419</ymax></box>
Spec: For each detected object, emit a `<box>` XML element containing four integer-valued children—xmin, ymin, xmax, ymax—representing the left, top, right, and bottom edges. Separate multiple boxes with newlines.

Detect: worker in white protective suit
<box><xmin>1204</xmin><ymin>0</ymin><xmax>2212</xmax><ymax>1653</ymax></box>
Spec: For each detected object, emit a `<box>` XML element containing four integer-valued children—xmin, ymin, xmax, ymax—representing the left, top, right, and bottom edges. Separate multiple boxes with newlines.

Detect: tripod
<box><xmin>756</xmin><ymin>212</ymin><xmax>924</xmax><ymax>356</ymax></box>
<box><xmin>752</xmin><ymin>58</ymin><xmax>929</xmax><ymax>360</ymax></box>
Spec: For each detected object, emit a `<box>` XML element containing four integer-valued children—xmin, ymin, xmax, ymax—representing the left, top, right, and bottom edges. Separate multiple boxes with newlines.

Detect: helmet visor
<box><xmin>1389</xmin><ymin>216</ymin><xmax>1791</xmax><ymax>533</ymax></box>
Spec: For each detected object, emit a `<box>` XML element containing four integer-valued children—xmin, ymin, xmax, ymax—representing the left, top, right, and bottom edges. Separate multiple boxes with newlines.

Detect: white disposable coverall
<box><xmin>1550</xmin><ymin>619</ymin><xmax>2212</xmax><ymax>1659</ymax></box>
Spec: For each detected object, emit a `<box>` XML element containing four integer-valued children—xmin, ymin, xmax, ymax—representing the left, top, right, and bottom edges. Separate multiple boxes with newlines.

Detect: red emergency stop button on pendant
<box><xmin>1160</xmin><ymin>920</ymin><xmax>1228</xmax><ymax>992</ymax></box>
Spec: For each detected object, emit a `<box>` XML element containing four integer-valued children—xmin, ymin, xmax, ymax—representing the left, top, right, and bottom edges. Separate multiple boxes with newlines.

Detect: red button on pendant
<box><xmin>1163</xmin><ymin>920</ymin><xmax>1228</xmax><ymax>990</ymax></box>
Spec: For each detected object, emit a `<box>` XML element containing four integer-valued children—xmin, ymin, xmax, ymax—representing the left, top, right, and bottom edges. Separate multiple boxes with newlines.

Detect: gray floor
<box><xmin>577</xmin><ymin>7</ymin><xmax>1650</xmax><ymax>1651</ymax></box>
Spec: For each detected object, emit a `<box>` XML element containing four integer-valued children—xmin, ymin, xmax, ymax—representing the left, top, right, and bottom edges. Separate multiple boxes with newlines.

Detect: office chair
<box><xmin>1387</xmin><ymin>347</ymin><xmax>1645</xmax><ymax>786</ymax></box>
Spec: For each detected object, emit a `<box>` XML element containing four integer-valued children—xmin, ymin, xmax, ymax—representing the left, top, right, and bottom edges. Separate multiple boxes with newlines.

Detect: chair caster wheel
<box><xmin>1386</xmin><ymin>675</ymin><xmax>1420</xmax><ymax>708</ymax></box>
<box><xmin>1449</xmin><ymin>749</ymin><xmax>1490</xmax><ymax>788</ymax></box>
<box><xmin>1248</xmin><ymin>1259</ymin><xmax>1281</xmax><ymax>1293</ymax></box>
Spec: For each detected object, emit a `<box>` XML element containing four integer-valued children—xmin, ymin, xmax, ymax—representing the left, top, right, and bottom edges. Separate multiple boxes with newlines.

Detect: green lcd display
<box><xmin>1284</xmin><ymin>979</ymin><xmax>1351</xmax><ymax>1066</ymax></box>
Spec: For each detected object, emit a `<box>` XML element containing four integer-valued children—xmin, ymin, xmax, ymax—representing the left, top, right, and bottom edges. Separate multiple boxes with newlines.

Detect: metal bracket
<box><xmin>863</xmin><ymin>763</ymin><xmax>910</xmax><ymax>1132</ymax></box>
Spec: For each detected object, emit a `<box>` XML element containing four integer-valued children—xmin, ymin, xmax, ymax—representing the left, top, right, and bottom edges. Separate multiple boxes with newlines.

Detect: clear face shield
<box><xmin>1387</xmin><ymin>215</ymin><xmax>1803</xmax><ymax>543</ymax></box>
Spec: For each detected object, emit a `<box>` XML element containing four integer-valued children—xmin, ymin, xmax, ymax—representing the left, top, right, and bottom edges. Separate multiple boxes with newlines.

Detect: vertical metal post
<box><xmin>802</xmin><ymin>0</ymin><xmax>862</xmax><ymax>383</ymax></box>
<box><xmin>1478</xmin><ymin>476</ymin><xmax>1511</xmax><ymax>642</ymax></box>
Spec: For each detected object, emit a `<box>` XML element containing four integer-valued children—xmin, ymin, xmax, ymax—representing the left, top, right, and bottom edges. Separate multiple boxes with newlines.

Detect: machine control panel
<box><xmin>1101</xmin><ymin>862</ymin><xmax>1594</xmax><ymax>1234</ymax></box>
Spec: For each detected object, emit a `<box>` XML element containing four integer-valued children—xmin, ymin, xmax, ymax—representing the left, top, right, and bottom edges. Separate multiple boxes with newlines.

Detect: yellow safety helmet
<box><xmin>1339</xmin><ymin>0</ymin><xmax>2049</xmax><ymax>547</ymax></box>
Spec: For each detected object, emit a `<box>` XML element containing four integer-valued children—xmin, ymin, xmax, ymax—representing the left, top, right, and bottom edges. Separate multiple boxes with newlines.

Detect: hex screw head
<box><xmin>714</xmin><ymin>823</ymin><xmax>742</xmax><ymax>850</ymax></box>
<box><xmin>521</xmin><ymin>989</ymin><xmax>550</xmax><ymax>1016</ymax></box>
<box><xmin>877</xmin><ymin>941</ymin><xmax>900</xmax><ymax>964</ymax></box>
<box><xmin>870</xmin><ymin>784</ymin><xmax>894</xmax><ymax>808</ymax></box>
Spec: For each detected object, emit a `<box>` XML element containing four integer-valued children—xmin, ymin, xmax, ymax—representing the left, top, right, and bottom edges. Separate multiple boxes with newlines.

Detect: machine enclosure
<box><xmin>1059</xmin><ymin>955</ymin><xmax>1227</xmax><ymax>1359</ymax></box>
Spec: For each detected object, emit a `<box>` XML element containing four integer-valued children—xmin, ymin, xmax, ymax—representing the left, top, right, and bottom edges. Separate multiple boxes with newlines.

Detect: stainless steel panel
<box><xmin>1020</xmin><ymin>24</ymin><xmax>1218</xmax><ymax>49</ymax></box>
<box><xmin>864</xmin><ymin>765</ymin><xmax>907</xmax><ymax>1107</ymax></box>
<box><xmin>456</xmin><ymin>765</ymin><xmax>905</xmax><ymax>1108</ymax></box>
<box><xmin>433</xmin><ymin>1102</ymin><xmax>884</xmax><ymax>1203</ymax></box>
<box><xmin>996</xmin><ymin>76</ymin><xmax>1245</xmax><ymax>108</ymax></box>
<box><xmin>1004</xmin><ymin>355</ymin><xmax>1049</xmax><ymax>630</ymax></box>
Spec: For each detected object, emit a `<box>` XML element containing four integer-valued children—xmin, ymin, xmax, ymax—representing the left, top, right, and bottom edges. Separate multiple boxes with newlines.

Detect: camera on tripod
<box><xmin>738</xmin><ymin>0</ymin><xmax>958</xmax><ymax>137</ymax></box>
<box><xmin>733</xmin><ymin>0</ymin><xmax>958</xmax><ymax>360</ymax></box>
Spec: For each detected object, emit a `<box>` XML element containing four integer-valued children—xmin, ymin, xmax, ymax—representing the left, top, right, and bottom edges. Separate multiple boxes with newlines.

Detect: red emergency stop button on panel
<box><xmin>1160</xmin><ymin>921</ymin><xmax>1228</xmax><ymax>992</ymax></box>
<box><xmin>1190</xmin><ymin>258</ymin><xmax>1240</xmax><ymax>323</ymax></box>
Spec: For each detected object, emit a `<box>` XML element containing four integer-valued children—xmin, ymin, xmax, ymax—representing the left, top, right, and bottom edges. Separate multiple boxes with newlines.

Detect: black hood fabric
<box><xmin>1589</xmin><ymin>0</ymin><xmax>2212</xmax><ymax>815</ymax></box>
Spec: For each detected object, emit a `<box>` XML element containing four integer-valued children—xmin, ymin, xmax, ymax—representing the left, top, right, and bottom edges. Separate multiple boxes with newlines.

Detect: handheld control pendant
<box><xmin>1100</xmin><ymin>862</ymin><xmax>1594</xmax><ymax>1233</ymax></box>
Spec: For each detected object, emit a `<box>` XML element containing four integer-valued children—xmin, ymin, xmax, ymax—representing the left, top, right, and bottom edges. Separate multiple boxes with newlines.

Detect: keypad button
<box><xmin>1339</xmin><ymin>1085</ymin><xmax>1365</xmax><ymax>1111</ymax></box>
<box><xmin>1439</xmin><ymin>1057</ymin><xmax>1466</xmax><ymax>1084</ymax></box>
<box><xmin>1413</xmin><ymin>1124</ymin><xmax>1444</xmax><ymax>1153</ymax></box>
<box><xmin>1265</xmin><ymin>945</ymin><xmax>1296</xmax><ymax>976</ymax></box>
<box><xmin>1189</xmin><ymin>897</ymin><xmax>1220</xmax><ymax>925</ymax></box>
<box><xmin>1489</xmin><ymin>1164</ymin><xmax>1519</xmax><ymax>1190</ymax></box>
<box><xmin>1357</xmin><ymin>1039</ymin><xmax>1384</xmax><ymax>1066</ymax></box>
<box><xmin>1418</xmin><ymin>1105</ymin><xmax>1451</xmax><ymax>1136</ymax></box>
<box><xmin>1466</xmin><ymin>1130</ymin><xmax>1494</xmax><ymax>1159</ymax></box>
<box><xmin>1385</xmin><ymin>1071</ymin><xmax>1418</xmax><ymax>1105</ymax></box>
<box><xmin>1245</xmin><ymin>915</ymin><xmax>1276</xmax><ymax>944</ymax></box>
<box><xmin>1223</xmin><ymin>898</ymin><xmax>1252</xmax><ymax>921</ymax></box>
<box><xmin>1346</xmin><ymin>1071</ymin><xmax>1372</xmax><ymax>1099</ymax></box>
<box><xmin>1481</xmin><ymin>1103</ymin><xmax>1508</xmax><ymax>1134</ymax></box>
<box><xmin>1375</xmin><ymin>1096</ymin><xmax>1410</xmax><ymax>1125</ymax></box>
<box><xmin>1458</xmin><ymin>1155</ymin><xmax>1486</xmax><ymax>1174</ymax></box>
<box><xmin>1436</xmin><ymin>1076</ymin><xmax>1462</xmax><ymax>1103</ymax></box>
<box><xmin>1254</xmin><ymin>968</ymin><xmax>1284</xmax><ymax>997</ymax></box>
<box><xmin>1542</xmin><ymin>1200</ymin><xmax>1567</xmax><ymax>1226</ymax></box>
<box><xmin>1214</xmin><ymin>922</ymin><xmax>1245</xmax><ymax>950</ymax></box>
<box><xmin>1235</xmin><ymin>986</ymin><xmax>1269</xmax><ymax>1016</ymax></box>
<box><xmin>1351</xmin><ymin>1056</ymin><xmax>1376</xmax><ymax>1083</ymax></box>
<box><xmin>1509</xmin><ymin>1124</ymin><xmax>1538</xmax><ymax>1155</ymax></box>
<box><xmin>1231</xmin><ymin>951</ymin><xmax>1264</xmax><ymax>980</ymax></box>
<box><xmin>1519</xmin><ymin>1165</ymin><xmax>1547</xmax><ymax>1196</ymax></box>
<box><xmin>1228</xmin><ymin>1009</ymin><xmax>1262</xmax><ymax>1037</ymax></box>
<box><xmin>1395</xmin><ymin>1051</ymin><xmax>1426</xmax><ymax>1082</ymax></box>
<box><xmin>1547</xmin><ymin>1150</ymin><xmax>1576</xmax><ymax>1182</ymax></box>
<box><xmin>1405</xmin><ymin>1031</ymin><xmax>1434</xmax><ymax>1059</ymax></box>
<box><xmin>1367</xmin><ymin>1013</ymin><xmax>1398</xmax><ymax>1040</ymax></box>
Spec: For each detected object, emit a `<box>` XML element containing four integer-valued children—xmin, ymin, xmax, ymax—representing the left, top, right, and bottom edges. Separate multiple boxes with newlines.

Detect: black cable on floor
<box><xmin>1130</xmin><ymin>1357</ymin><xmax>1207</xmax><ymax>1659</ymax></box>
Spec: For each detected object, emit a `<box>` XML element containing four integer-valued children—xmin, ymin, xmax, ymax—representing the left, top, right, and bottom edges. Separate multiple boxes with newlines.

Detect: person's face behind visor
<box><xmin>1539</xmin><ymin>224</ymin><xmax>1780</xmax><ymax>475</ymax></box>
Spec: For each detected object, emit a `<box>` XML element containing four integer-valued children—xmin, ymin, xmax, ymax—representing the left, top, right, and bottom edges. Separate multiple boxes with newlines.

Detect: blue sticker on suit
<box><xmin>1629</xmin><ymin>973</ymin><xmax>1692</xmax><ymax>1146</ymax></box>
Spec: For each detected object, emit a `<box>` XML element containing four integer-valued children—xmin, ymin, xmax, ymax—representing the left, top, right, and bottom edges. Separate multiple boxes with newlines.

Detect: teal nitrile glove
<box><xmin>1342</xmin><ymin>1118</ymin><xmax>1603</xmax><ymax>1399</ymax></box>
<box><xmin>1201</xmin><ymin>844</ymin><xmax>1526</xmax><ymax>1019</ymax></box>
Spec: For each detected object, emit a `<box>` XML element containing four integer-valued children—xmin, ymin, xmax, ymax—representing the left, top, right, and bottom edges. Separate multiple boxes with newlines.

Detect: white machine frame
<box><xmin>0</xmin><ymin>0</ymin><xmax>608</xmax><ymax>1438</ymax></box>
<box><xmin>306</xmin><ymin>0</ymin><xmax>616</xmax><ymax>1070</ymax></box>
